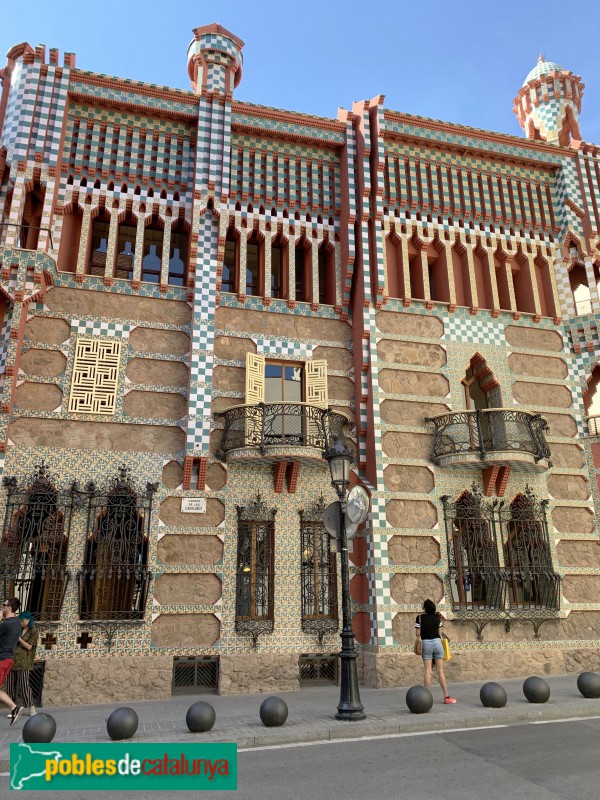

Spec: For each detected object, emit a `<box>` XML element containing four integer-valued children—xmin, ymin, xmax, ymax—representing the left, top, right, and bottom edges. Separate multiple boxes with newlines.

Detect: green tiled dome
<box><xmin>523</xmin><ymin>56</ymin><xmax>564</xmax><ymax>86</ymax></box>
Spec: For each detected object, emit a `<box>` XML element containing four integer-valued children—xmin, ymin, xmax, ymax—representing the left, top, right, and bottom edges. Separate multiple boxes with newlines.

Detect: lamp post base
<box><xmin>335</xmin><ymin>647</ymin><xmax>366</xmax><ymax>721</ymax></box>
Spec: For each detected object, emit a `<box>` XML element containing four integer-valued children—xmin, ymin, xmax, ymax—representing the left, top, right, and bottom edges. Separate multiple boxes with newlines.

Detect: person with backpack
<box><xmin>5</xmin><ymin>611</ymin><xmax>39</xmax><ymax>718</ymax></box>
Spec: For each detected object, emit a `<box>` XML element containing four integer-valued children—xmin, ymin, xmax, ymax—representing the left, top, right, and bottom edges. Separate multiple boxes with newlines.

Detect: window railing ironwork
<box><xmin>427</xmin><ymin>408</ymin><xmax>551</xmax><ymax>465</ymax></box>
<box><xmin>235</xmin><ymin>495</ymin><xmax>276</xmax><ymax>644</ymax></box>
<box><xmin>0</xmin><ymin>463</ymin><xmax>79</xmax><ymax>621</ymax></box>
<box><xmin>77</xmin><ymin>467</ymin><xmax>158</xmax><ymax>622</ymax></box>
<box><xmin>219</xmin><ymin>403</ymin><xmax>348</xmax><ymax>456</ymax></box>
<box><xmin>0</xmin><ymin>222</ymin><xmax>54</xmax><ymax>251</ymax></box>
<box><xmin>299</xmin><ymin>498</ymin><xmax>338</xmax><ymax>644</ymax></box>
<box><xmin>442</xmin><ymin>486</ymin><xmax>560</xmax><ymax>614</ymax></box>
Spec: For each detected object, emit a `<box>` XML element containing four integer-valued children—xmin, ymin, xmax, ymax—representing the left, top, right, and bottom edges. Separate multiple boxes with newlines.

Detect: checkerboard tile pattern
<box><xmin>445</xmin><ymin>313</ymin><xmax>505</xmax><ymax>346</ymax></box>
<box><xmin>256</xmin><ymin>338</ymin><xmax>314</xmax><ymax>359</ymax></box>
<box><xmin>71</xmin><ymin>320</ymin><xmax>131</xmax><ymax>338</ymax></box>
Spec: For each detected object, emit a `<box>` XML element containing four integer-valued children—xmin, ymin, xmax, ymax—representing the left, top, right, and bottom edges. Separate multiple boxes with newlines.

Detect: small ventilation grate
<box><xmin>299</xmin><ymin>653</ymin><xmax>337</xmax><ymax>685</ymax></box>
<box><xmin>172</xmin><ymin>656</ymin><xmax>219</xmax><ymax>695</ymax></box>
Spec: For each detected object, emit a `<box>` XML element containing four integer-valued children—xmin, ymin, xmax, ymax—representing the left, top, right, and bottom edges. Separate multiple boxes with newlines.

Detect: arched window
<box><xmin>472</xmin><ymin>244</ymin><xmax>493</xmax><ymax>310</ymax></box>
<box><xmin>115</xmin><ymin>211</ymin><xmax>137</xmax><ymax>280</ymax></box>
<box><xmin>168</xmin><ymin>218</ymin><xmax>189</xmax><ymax>287</ymax></box>
<box><xmin>299</xmin><ymin>499</ymin><xmax>338</xmax><ymax>640</ymax></box>
<box><xmin>142</xmin><ymin>215</ymin><xmax>164</xmax><ymax>283</ymax></box>
<box><xmin>511</xmin><ymin>249</ymin><xmax>536</xmax><ymax>314</ymax></box>
<box><xmin>78</xmin><ymin>468</ymin><xmax>156</xmax><ymax>621</ymax></box>
<box><xmin>88</xmin><ymin>209</ymin><xmax>111</xmax><ymax>276</ymax></box>
<box><xmin>583</xmin><ymin>365</ymin><xmax>600</xmax><ymax>436</ymax></box>
<box><xmin>0</xmin><ymin>463</ymin><xmax>72</xmax><ymax>621</ymax></box>
<box><xmin>20</xmin><ymin>181</ymin><xmax>45</xmax><ymax>250</ymax></box>
<box><xmin>408</xmin><ymin>237</ymin><xmax>425</xmax><ymax>300</ymax></box>
<box><xmin>442</xmin><ymin>489</ymin><xmax>502</xmax><ymax>610</ymax></box>
<box><xmin>57</xmin><ymin>205</ymin><xmax>83</xmax><ymax>273</ymax></box>
<box><xmin>222</xmin><ymin>226</ymin><xmax>239</xmax><ymax>293</ymax></box>
<box><xmin>385</xmin><ymin>232</ymin><xmax>403</xmax><ymax>299</ymax></box>
<box><xmin>427</xmin><ymin>238</ymin><xmax>450</xmax><ymax>303</ymax></box>
<box><xmin>534</xmin><ymin>253</ymin><xmax>557</xmax><ymax>318</ymax></box>
<box><xmin>451</xmin><ymin>242</ymin><xmax>472</xmax><ymax>308</ymax></box>
<box><xmin>462</xmin><ymin>354</ymin><xmax>504</xmax><ymax>451</ymax></box>
<box><xmin>569</xmin><ymin>258</ymin><xmax>591</xmax><ymax>316</ymax></box>
<box><xmin>294</xmin><ymin>236</ymin><xmax>311</xmax><ymax>302</ymax></box>
<box><xmin>502</xmin><ymin>489</ymin><xmax>559</xmax><ymax>609</ymax></box>
<box><xmin>494</xmin><ymin>249</ymin><xmax>512</xmax><ymax>311</ymax></box>
<box><xmin>318</xmin><ymin>241</ymin><xmax>335</xmax><ymax>305</ymax></box>
<box><xmin>246</xmin><ymin>229</ymin><xmax>263</xmax><ymax>297</ymax></box>
<box><xmin>235</xmin><ymin>495</ymin><xmax>275</xmax><ymax>643</ymax></box>
<box><xmin>270</xmin><ymin>233</ymin><xmax>288</xmax><ymax>300</ymax></box>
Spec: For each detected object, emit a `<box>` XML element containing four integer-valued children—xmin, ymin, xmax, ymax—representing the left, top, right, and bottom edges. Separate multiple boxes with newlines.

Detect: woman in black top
<box><xmin>415</xmin><ymin>599</ymin><xmax>456</xmax><ymax>704</ymax></box>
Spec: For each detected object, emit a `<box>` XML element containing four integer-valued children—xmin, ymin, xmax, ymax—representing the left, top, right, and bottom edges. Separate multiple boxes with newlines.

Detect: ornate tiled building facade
<box><xmin>0</xmin><ymin>27</ymin><xmax>599</xmax><ymax>704</ymax></box>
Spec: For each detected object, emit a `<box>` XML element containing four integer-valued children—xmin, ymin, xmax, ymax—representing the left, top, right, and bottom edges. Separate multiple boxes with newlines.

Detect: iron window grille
<box><xmin>442</xmin><ymin>488</ymin><xmax>504</xmax><ymax>611</ymax></box>
<box><xmin>442</xmin><ymin>485</ymin><xmax>560</xmax><ymax>613</ymax></box>
<box><xmin>299</xmin><ymin>498</ymin><xmax>338</xmax><ymax>644</ymax></box>
<box><xmin>235</xmin><ymin>495</ymin><xmax>276</xmax><ymax>644</ymax></box>
<box><xmin>0</xmin><ymin>462</ymin><xmax>79</xmax><ymax>621</ymax></box>
<box><xmin>501</xmin><ymin>488</ymin><xmax>561</xmax><ymax>610</ymax></box>
<box><xmin>77</xmin><ymin>467</ymin><xmax>158</xmax><ymax>621</ymax></box>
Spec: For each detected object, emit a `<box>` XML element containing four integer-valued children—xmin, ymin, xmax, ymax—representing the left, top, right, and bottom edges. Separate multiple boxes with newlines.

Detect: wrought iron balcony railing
<box><xmin>426</xmin><ymin>408</ymin><xmax>551</xmax><ymax>469</ymax></box>
<box><xmin>218</xmin><ymin>403</ymin><xmax>350</xmax><ymax>460</ymax></box>
<box><xmin>449</xmin><ymin>566</ymin><xmax>561</xmax><ymax>612</ymax></box>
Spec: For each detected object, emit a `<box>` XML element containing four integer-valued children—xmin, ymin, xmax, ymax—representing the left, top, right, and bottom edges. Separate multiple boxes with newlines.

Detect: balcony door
<box><xmin>462</xmin><ymin>355</ymin><xmax>505</xmax><ymax>452</ymax></box>
<box><xmin>244</xmin><ymin>354</ymin><xmax>328</xmax><ymax>449</ymax></box>
<box><xmin>265</xmin><ymin>361</ymin><xmax>304</xmax><ymax>443</ymax></box>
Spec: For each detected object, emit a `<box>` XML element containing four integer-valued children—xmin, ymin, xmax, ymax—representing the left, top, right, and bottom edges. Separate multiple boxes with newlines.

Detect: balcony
<box><xmin>426</xmin><ymin>408</ymin><xmax>551</xmax><ymax>471</ymax></box>
<box><xmin>218</xmin><ymin>403</ymin><xmax>349</xmax><ymax>463</ymax></box>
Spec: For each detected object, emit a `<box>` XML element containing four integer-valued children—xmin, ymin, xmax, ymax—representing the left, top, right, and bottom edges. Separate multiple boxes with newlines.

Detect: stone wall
<box><xmin>43</xmin><ymin>656</ymin><xmax>173</xmax><ymax>706</ymax></box>
<box><xmin>359</xmin><ymin>647</ymin><xmax>600</xmax><ymax>689</ymax></box>
<box><xmin>218</xmin><ymin>653</ymin><xmax>300</xmax><ymax>694</ymax></box>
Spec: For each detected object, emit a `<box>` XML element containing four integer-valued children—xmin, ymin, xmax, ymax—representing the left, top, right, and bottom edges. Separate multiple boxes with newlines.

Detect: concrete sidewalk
<box><xmin>1</xmin><ymin>673</ymin><xmax>599</xmax><ymax>769</ymax></box>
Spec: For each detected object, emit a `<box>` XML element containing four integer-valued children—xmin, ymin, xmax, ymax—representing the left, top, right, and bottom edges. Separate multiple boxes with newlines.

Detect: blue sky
<box><xmin>2</xmin><ymin>0</ymin><xmax>600</xmax><ymax>142</ymax></box>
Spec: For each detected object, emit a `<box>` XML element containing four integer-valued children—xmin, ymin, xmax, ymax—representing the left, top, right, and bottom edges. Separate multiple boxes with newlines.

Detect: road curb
<box><xmin>2</xmin><ymin>700</ymin><xmax>598</xmax><ymax>772</ymax></box>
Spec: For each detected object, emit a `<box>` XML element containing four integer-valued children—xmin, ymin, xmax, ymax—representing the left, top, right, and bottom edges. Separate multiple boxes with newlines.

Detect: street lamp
<box><xmin>323</xmin><ymin>431</ymin><xmax>366</xmax><ymax>722</ymax></box>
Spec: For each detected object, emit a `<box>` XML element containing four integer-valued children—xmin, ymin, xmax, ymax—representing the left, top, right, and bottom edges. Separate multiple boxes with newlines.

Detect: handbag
<box><xmin>414</xmin><ymin>615</ymin><xmax>423</xmax><ymax>655</ymax></box>
<box><xmin>441</xmin><ymin>633</ymin><xmax>451</xmax><ymax>662</ymax></box>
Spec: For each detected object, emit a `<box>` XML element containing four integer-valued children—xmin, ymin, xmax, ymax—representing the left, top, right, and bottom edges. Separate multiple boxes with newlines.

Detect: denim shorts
<box><xmin>421</xmin><ymin>638</ymin><xmax>444</xmax><ymax>661</ymax></box>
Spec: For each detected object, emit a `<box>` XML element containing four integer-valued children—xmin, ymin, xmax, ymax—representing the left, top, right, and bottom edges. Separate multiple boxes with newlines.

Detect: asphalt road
<box><xmin>3</xmin><ymin>716</ymin><xmax>600</xmax><ymax>799</ymax></box>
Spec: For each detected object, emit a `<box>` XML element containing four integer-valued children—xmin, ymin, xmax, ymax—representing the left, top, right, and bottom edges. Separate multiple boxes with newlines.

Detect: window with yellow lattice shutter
<box><xmin>305</xmin><ymin>359</ymin><xmax>328</xmax><ymax>409</ymax></box>
<box><xmin>245</xmin><ymin>352</ymin><xmax>265</xmax><ymax>404</ymax></box>
<box><xmin>68</xmin><ymin>337</ymin><xmax>122</xmax><ymax>415</ymax></box>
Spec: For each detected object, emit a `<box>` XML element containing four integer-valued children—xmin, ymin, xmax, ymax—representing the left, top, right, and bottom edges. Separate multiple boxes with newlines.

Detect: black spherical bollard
<box><xmin>22</xmin><ymin>713</ymin><xmax>57</xmax><ymax>744</ymax></box>
<box><xmin>480</xmin><ymin>682</ymin><xmax>507</xmax><ymax>709</ymax></box>
<box><xmin>106</xmin><ymin>707</ymin><xmax>139</xmax><ymax>741</ymax></box>
<box><xmin>405</xmin><ymin>685</ymin><xmax>433</xmax><ymax>714</ymax></box>
<box><xmin>577</xmin><ymin>672</ymin><xmax>600</xmax><ymax>699</ymax></box>
<box><xmin>259</xmin><ymin>696</ymin><xmax>288</xmax><ymax>727</ymax></box>
<box><xmin>186</xmin><ymin>701</ymin><xmax>216</xmax><ymax>733</ymax></box>
<box><xmin>523</xmin><ymin>676</ymin><xmax>551</xmax><ymax>704</ymax></box>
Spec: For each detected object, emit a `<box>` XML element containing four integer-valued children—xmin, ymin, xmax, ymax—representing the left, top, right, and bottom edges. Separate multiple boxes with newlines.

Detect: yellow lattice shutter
<box><xmin>306</xmin><ymin>359</ymin><xmax>328</xmax><ymax>408</ymax></box>
<box><xmin>245</xmin><ymin>353</ymin><xmax>265</xmax><ymax>404</ymax></box>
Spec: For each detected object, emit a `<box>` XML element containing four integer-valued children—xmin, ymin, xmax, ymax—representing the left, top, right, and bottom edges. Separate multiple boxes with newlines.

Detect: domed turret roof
<box><xmin>523</xmin><ymin>55</ymin><xmax>565</xmax><ymax>86</ymax></box>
